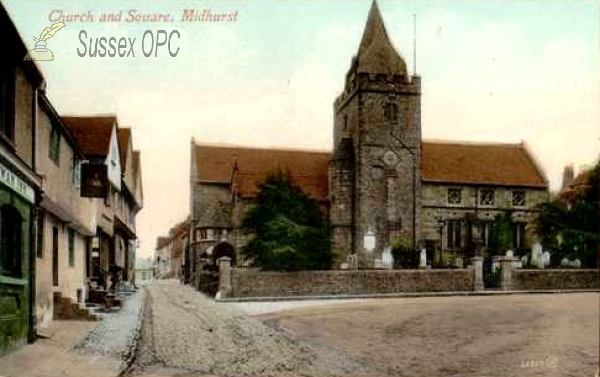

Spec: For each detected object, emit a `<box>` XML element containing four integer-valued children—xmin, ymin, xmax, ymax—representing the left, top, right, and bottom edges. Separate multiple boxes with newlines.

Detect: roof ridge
<box><xmin>195</xmin><ymin>142</ymin><xmax>330</xmax><ymax>154</ymax></box>
<box><xmin>423</xmin><ymin>139</ymin><xmax>522</xmax><ymax>147</ymax></box>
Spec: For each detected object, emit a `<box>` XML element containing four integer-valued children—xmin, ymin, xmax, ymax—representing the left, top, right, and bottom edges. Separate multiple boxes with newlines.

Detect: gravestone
<box><xmin>521</xmin><ymin>255</ymin><xmax>528</xmax><ymax>268</ymax></box>
<box><xmin>561</xmin><ymin>258</ymin><xmax>570</xmax><ymax>267</ymax></box>
<box><xmin>531</xmin><ymin>242</ymin><xmax>543</xmax><ymax>268</ymax></box>
<box><xmin>573</xmin><ymin>259</ymin><xmax>581</xmax><ymax>268</ymax></box>
<box><xmin>381</xmin><ymin>247</ymin><xmax>394</xmax><ymax>269</ymax></box>
<box><xmin>419</xmin><ymin>248</ymin><xmax>427</xmax><ymax>269</ymax></box>
<box><xmin>542</xmin><ymin>251</ymin><xmax>551</xmax><ymax>267</ymax></box>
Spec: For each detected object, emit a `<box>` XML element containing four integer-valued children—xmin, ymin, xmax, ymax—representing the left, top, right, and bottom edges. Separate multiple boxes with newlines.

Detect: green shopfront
<box><xmin>0</xmin><ymin>161</ymin><xmax>37</xmax><ymax>356</ymax></box>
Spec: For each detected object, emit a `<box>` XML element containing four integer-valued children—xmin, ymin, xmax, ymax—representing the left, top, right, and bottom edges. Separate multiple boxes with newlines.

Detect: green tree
<box><xmin>241</xmin><ymin>170</ymin><xmax>333</xmax><ymax>271</ymax></box>
<box><xmin>489</xmin><ymin>211</ymin><xmax>515</xmax><ymax>254</ymax></box>
<box><xmin>391</xmin><ymin>238</ymin><xmax>418</xmax><ymax>268</ymax></box>
<box><xmin>534</xmin><ymin>161</ymin><xmax>599</xmax><ymax>267</ymax></box>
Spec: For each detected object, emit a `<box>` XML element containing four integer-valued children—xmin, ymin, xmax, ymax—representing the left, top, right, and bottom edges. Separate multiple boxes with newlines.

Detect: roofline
<box><xmin>422</xmin><ymin>139</ymin><xmax>522</xmax><ymax>148</ymax></box>
<box><xmin>194</xmin><ymin>142</ymin><xmax>331</xmax><ymax>154</ymax></box>
<box><xmin>421</xmin><ymin>179</ymin><xmax>548</xmax><ymax>189</ymax></box>
<box><xmin>520</xmin><ymin>139</ymin><xmax>550</xmax><ymax>187</ymax></box>
<box><xmin>38</xmin><ymin>92</ymin><xmax>85</xmax><ymax>159</ymax></box>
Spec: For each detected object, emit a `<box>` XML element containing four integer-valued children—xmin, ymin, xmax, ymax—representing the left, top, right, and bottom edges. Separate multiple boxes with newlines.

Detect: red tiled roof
<box><xmin>62</xmin><ymin>116</ymin><xmax>116</xmax><ymax>157</ymax></box>
<box><xmin>117</xmin><ymin>128</ymin><xmax>131</xmax><ymax>171</ymax></box>
<box><xmin>194</xmin><ymin>141</ymin><xmax>548</xmax><ymax>201</ymax></box>
<box><xmin>195</xmin><ymin>144</ymin><xmax>330</xmax><ymax>201</ymax></box>
<box><xmin>421</xmin><ymin>141</ymin><xmax>547</xmax><ymax>188</ymax></box>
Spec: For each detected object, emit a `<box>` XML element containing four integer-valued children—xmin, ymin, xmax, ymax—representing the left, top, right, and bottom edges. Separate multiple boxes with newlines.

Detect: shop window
<box><xmin>0</xmin><ymin>205</ymin><xmax>23</xmax><ymax>278</ymax></box>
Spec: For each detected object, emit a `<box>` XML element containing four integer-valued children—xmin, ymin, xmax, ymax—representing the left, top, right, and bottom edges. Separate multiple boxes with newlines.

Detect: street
<box><xmin>125</xmin><ymin>281</ymin><xmax>599</xmax><ymax>377</ymax></box>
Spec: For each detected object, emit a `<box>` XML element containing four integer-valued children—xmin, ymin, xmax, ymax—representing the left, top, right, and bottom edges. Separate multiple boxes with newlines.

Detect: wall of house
<box><xmin>229</xmin><ymin>268</ymin><xmax>474</xmax><ymax>298</ymax></box>
<box><xmin>421</xmin><ymin>184</ymin><xmax>548</xmax><ymax>249</ymax></box>
<box><xmin>13</xmin><ymin>68</ymin><xmax>33</xmax><ymax>166</ymax></box>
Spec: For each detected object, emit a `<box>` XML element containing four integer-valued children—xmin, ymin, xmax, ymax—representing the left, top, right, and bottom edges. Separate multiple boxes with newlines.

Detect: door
<box><xmin>52</xmin><ymin>227</ymin><xmax>58</xmax><ymax>286</ymax></box>
<box><xmin>0</xmin><ymin>202</ymin><xmax>30</xmax><ymax>355</ymax></box>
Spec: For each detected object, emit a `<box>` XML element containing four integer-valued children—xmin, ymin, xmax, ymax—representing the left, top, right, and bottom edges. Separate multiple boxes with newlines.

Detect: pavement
<box><xmin>0</xmin><ymin>320</ymin><xmax>123</xmax><ymax>377</ymax></box>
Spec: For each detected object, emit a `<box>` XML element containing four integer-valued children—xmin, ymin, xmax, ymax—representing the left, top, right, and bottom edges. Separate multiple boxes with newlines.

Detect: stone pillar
<box><xmin>469</xmin><ymin>256</ymin><xmax>484</xmax><ymax>291</ymax></box>
<box><xmin>217</xmin><ymin>256</ymin><xmax>232</xmax><ymax>299</ymax></box>
<box><xmin>499</xmin><ymin>256</ymin><xmax>516</xmax><ymax>291</ymax></box>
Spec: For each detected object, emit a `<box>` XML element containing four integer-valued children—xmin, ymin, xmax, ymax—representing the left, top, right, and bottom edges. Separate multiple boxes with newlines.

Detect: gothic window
<box><xmin>447</xmin><ymin>188</ymin><xmax>462</xmax><ymax>205</ymax></box>
<box><xmin>0</xmin><ymin>205</ymin><xmax>23</xmax><ymax>278</ymax></box>
<box><xmin>384</xmin><ymin>102</ymin><xmax>399</xmax><ymax>137</ymax></box>
<box><xmin>49</xmin><ymin>123</ymin><xmax>61</xmax><ymax>164</ymax></box>
<box><xmin>479</xmin><ymin>189</ymin><xmax>495</xmax><ymax>206</ymax></box>
<box><xmin>447</xmin><ymin>220</ymin><xmax>462</xmax><ymax>249</ymax></box>
<box><xmin>512</xmin><ymin>190</ymin><xmax>526</xmax><ymax>207</ymax></box>
<box><xmin>0</xmin><ymin>67</ymin><xmax>15</xmax><ymax>143</ymax></box>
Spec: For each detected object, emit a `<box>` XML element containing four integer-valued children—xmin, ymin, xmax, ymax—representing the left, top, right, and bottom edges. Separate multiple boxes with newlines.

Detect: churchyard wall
<box><xmin>228</xmin><ymin>268</ymin><xmax>474</xmax><ymax>298</ymax></box>
<box><xmin>513</xmin><ymin>269</ymin><xmax>599</xmax><ymax>290</ymax></box>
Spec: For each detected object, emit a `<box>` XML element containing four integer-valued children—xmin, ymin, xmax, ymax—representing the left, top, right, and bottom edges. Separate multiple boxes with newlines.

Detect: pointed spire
<box><xmin>355</xmin><ymin>0</ymin><xmax>407</xmax><ymax>76</ymax></box>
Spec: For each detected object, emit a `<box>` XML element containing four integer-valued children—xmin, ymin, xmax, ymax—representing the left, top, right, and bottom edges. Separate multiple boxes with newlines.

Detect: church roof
<box><xmin>355</xmin><ymin>0</ymin><xmax>407</xmax><ymax>76</ymax></box>
<box><xmin>194</xmin><ymin>144</ymin><xmax>330</xmax><ymax>201</ymax></box>
<box><xmin>62</xmin><ymin>115</ymin><xmax>116</xmax><ymax>157</ymax></box>
<box><xmin>421</xmin><ymin>141</ymin><xmax>548</xmax><ymax>188</ymax></box>
<box><xmin>194</xmin><ymin>141</ymin><xmax>547</xmax><ymax>202</ymax></box>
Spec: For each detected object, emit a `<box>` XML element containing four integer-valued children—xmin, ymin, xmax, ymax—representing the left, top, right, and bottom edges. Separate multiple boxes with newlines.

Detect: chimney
<box><xmin>561</xmin><ymin>164</ymin><xmax>575</xmax><ymax>191</ymax></box>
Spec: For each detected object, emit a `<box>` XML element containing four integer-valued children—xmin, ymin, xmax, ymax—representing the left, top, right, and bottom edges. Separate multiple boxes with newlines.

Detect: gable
<box><xmin>106</xmin><ymin>125</ymin><xmax>122</xmax><ymax>190</ymax></box>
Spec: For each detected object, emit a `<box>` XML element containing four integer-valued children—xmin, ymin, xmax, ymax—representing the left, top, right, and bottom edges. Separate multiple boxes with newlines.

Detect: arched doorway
<box><xmin>211</xmin><ymin>242</ymin><xmax>236</xmax><ymax>266</ymax></box>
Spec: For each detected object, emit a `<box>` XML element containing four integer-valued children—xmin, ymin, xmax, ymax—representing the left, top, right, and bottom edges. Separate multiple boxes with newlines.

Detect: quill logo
<box><xmin>24</xmin><ymin>22</ymin><xmax>66</xmax><ymax>61</ymax></box>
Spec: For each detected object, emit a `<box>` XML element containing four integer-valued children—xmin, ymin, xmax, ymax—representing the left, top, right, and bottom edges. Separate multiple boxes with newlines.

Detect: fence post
<box><xmin>499</xmin><ymin>256</ymin><xmax>516</xmax><ymax>291</ymax></box>
<box><xmin>469</xmin><ymin>256</ymin><xmax>484</xmax><ymax>291</ymax></box>
<box><xmin>217</xmin><ymin>256</ymin><xmax>232</xmax><ymax>298</ymax></box>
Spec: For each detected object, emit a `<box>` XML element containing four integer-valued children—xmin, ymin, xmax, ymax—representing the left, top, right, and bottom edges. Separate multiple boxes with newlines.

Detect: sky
<box><xmin>4</xmin><ymin>0</ymin><xmax>599</xmax><ymax>258</ymax></box>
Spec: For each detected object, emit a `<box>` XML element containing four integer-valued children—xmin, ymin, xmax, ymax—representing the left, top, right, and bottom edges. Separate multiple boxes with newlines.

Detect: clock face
<box><xmin>383</xmin><ymin>151</ymin><xmax>398</xmax><ymax>167</ymax></box>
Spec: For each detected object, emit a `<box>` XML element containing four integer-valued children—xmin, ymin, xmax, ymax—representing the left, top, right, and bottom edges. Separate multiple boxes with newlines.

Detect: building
<box><xmin>62</xmin><ymin>116</ymin><xmax>143</xmax><ymax>289</ymax></box>
<box><xmin>187</xmin><ymin>1</ymin><xmax>549</xmax><ymax>274</ymax></box>
<box><xmin>0</xmin><ymin>4</ymin><xmax>45</xmax><ymax>355</ymax></box>
<box><xmin>153</xmin><ymin>218</ymin><xmax>189</xmax><ymax>279</ymax></box>
<box><xmin>35</xmin><ymin>93</ymin><xmax>94</xmax><ymax>329</ymax></box>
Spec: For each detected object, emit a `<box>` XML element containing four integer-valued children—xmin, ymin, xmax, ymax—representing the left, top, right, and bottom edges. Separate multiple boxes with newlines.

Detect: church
<box><xmin>187</xmin><ymin>1</ymin><xmax>548</xmax><ymax>272</ymax></box>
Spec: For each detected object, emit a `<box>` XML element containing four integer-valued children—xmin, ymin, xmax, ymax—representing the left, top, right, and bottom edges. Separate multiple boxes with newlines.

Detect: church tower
<box><xmin>329</xmin><ymin>0</ymin><xmax>422</xmax><ymax>263</ymax></box>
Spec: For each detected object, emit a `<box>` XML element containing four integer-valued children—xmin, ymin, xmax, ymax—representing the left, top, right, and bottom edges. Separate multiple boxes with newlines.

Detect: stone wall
<box><xmin>513</xmin><ymin>269</ymin><xmax>599</xmax><ymax>290</ymax></box>
<box><xmin>229</xmin><ymin>268</ymin><xmax>473</xmax><ymax>298</ymax></box>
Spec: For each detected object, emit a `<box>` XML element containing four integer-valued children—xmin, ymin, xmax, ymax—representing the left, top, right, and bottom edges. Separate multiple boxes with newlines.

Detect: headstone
<box><xmin>573</xmin><ymin>259</ymin><xmax>581</xmax><ymax>268</ymax></box>
<box><xmin>531</xmin><ymin>242</ymin><xmax>543</xmax><ymax>268</ymax></box>
<box><xmin>521</xmin><ymin>255</ymin><xmax>528</xmax><ymax>267</ymax></box>
<box><xmin>506</xmin><ymin>250</ymin><xmax>514</xmax><ymax>257</ymax></box>
<box><xmin>561</xmin><ymin>257</ymin><xmax>569</xmax><ymax>267</ymax></box>
<box><xmin>420</xmin><ymin>248</ymin><xmax>427</xmax><ymax>268</ymax></box>
<box><xmin>340</xmin><ymin>262</ymin><xmax>349</xmax><ymax>270</ymax></box>
<box><xmin>455</xmin><ymin>257</ymin><xmax>464</xmax><ymax>268</ymax></box>
<box><xmin>382</xmin><ymin>247</ymin><xmax>394</xmax><ymax>269</ymax></box>
<box><xmin>542</xmin><ymin>251</ymin><xmax>551</xmax><ymax>267</ymax></box>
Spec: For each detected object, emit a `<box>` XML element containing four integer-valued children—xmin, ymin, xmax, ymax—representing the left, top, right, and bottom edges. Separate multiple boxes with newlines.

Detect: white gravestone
<box><xmin>561</xmin><ymin>258</ymin><xmax>570</xmax><ymax>267</ymax></box>
<box><xmin>420</xmin><ymin>248</ymin><xmax>427</xmax><ymax>268</ymax></box>
<box><xmin>521</xmin><ymin>255</ymin><xmax>528</xmax><ymax>268</ymax></box>
<box><xmin>531</xmin><ymin>242</ymin><xmax>543</xmax><ymax>268</ymax></box>
<box><xmin>573</xmin><ymin>259</ymin><xmax>581</xmax><ymax>268</ymax></box>
<box><xmin>542</xmin><ymin>251</ymin><xmax>551</xmax><ymax>267</ymax></box>
<box><xmin>382</xmin><ymin>247</ymin><xmax>394</xmax><ymax>269</ymax></box>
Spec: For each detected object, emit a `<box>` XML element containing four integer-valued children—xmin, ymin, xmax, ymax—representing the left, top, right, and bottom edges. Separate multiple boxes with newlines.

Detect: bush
<box><xmin>391</xmin><ymin>238</ymin><xmax>418</xmax><ymax>269</ymax></box>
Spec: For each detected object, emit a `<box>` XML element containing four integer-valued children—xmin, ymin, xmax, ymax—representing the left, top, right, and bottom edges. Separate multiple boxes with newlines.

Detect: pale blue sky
<box><xmin>5</xmin><ymin>0</ymin><xmax>599</xmax><ymax>257</ymax></box>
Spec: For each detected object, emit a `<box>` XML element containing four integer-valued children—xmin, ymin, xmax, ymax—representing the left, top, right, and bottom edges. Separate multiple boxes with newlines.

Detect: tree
<box><xmin>534</xmin><ymin>161</ymin><xmax>599</xmax><ymax>267</ymax></box>
<box><xmin>489</xmin><ymin>211</ymin><xmax>515</xmax><ymax>254</ymax></box>
<box><xmin>241</xmin><ymin>170</ymin><xmax>333</xmax><ymax>271</ymax></box>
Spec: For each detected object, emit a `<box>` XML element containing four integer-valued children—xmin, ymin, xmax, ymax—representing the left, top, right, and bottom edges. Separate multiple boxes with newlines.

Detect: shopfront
<box><xmin>0</xmin><ymin>161</ymin><xmax>36</xmax><ymax>355</ymax></box>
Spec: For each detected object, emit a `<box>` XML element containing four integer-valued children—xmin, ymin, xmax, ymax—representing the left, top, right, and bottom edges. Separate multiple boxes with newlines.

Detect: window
<box><xmin>37</xmin><ymin>212</ymin><xmax>44</xmax><ymax>259</ymax></box>
<box><xmin>513</xmin><ymin>222</ymin><xmax>525</xmax><ymax>249</ymax></box>
<box><xmin>479</xmin><ymin>189</ymin><xmax>495</xmax><ymax>206</ymax></box>
<box><xmin>71</xmin><ymin>159</ymin><xmax>81</xmax><ymax>188</ymax></box>
<box><xmin>49</xmin><ymin>123</ymin><xmax>60</xmax><ymax>164</ymax></box>
<box><xmin>0</xmin><ymin>67</ymin><xmax>15</xmax><ymax>142</ymax></box>
<box><xmin>68</xmin><ymin>228</ymin><xmax>75</xmax><ymax>267</ymax></box>
<box><xmin>447</xmin><ymin>188</ymin><xmax>462</xmax><ymax>205</ymax></box>
<box><xmin>197</xmin><ymin>229</ymin><xmax>207</xmax><ymax>240</ymax></box>
<box><xmin>343</xmin><ymin>115</ymin><xmax>348</xmax><ymax>132</ymax></box>
<box><xmin>0</xmin><ymin>205</ymin><xmax>23</xmax><ymax>278</ymax></box>
<box><xmin>480</xmin><ymin>221</ymin><xmax>493</xmax><ymax>246</ymax></box>
<box><xmin>384</xmin><ymin>102</ymin><xmax>399</xmax><ymax>136</ymax></box>
<box><xmin>447</xmin><ymin>220</ymin><xmax>462</xmax><ymax>249</ymax></box>
<box><xmin>512</xmin><ymin>190</ymin><xmax>526</xmax><ymax>207</ymax></box>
